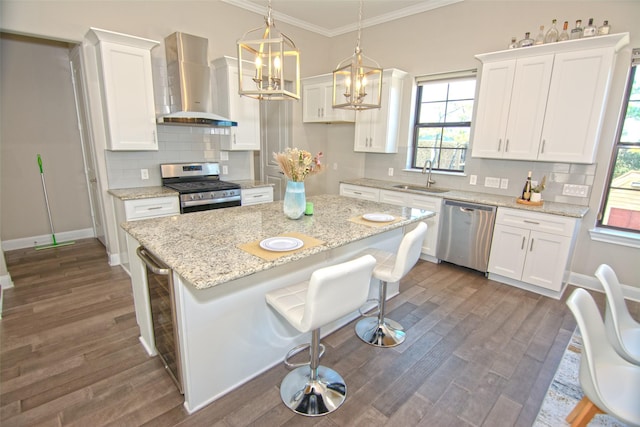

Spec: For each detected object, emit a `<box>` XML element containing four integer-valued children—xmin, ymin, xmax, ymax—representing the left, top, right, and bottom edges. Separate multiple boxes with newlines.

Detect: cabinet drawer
<box><xmin>340</xmin><ymin>184</ymin><xmax>380</xmax><ymax>202</ymax></box>
<box><xmin>495</xmin><ymin>207</ymin><xmax>577</xmax><ymax>237</ymax></box>
<box><xmin>241</xmin><ymin>187</ymin><xmax>274</xmax><ymax>206</ymax></box>
<box><xmin>125</xmin><ymin>197</ymin><xmax>180</xmax><ymax>220</ymax></box>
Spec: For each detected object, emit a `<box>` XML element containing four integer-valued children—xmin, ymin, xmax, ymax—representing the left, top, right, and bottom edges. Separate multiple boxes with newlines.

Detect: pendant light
<box><xmin>237</xmin><ymin>0</ymin><xmax>300</xmax><ymax>100</ymax></box>
<box><xmin>332</xmin><ymin>0</ymin><xmax>382</xmax><ymax>110</ymax></box>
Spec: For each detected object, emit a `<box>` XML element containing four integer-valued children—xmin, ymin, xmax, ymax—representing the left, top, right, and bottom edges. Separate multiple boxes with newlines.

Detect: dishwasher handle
<box><xmin>443</xmin><ymin>199</ymin><xmax>496</xmax><ymax>213</ymax></box>
<box><xmin>136</xmin><ymin>246</ymin><xmax>170</xmax><ymax>275</ymax></box>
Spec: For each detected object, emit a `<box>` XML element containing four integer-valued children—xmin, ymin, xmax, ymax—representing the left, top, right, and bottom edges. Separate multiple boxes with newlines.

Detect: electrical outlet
<box><xmin>388</xmin><ymin>168</ymin><xmax>394</xmax><ymax>177</ymax></box>
<box><xmin>469</xmin><ymin>175</ymin><xmax>477</xmax><ymax>185</ymax></box>
<box><xmin>220</xmin><ymin>151</ymin><xmax>229</xmax><ymax>161</ymax></box>
<box><xmin>562</xmin><ymin>183</ymin><xmax>589</xmax><ymax>197</ymax></box>
<box><xmin>333</xmin><ymin>163</ymin><xmax>338</xmax><ymax>170</ymax></box>
<box><xmin>140</xmin><ymin>169</ymin><xmax>149</xmax><ymax>180</ymax></box>
<box><xmin>500</xmin><ymin>178</ymin><xmax>509</xmax><ymax>189</ymax></box>
<box><xmin>484</xmin><ymin>177</ymin><xmax>500</xmax><ymax>188</ymax></box>
<box><xmin>222</xmin><ymin>165</ymin><xmax>229</xmax><ymax>175</ymax></box>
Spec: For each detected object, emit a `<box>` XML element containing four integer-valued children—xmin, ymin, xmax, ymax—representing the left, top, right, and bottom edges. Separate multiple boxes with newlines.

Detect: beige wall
<box><xmin>0</xmin><ymin>34</ymin><xmax>92</xmax><ymax>241</ymax></box>
<box><xmin>1</xmin><ymin>0</ymin><xmax>638</xmax><ymax>285</ymax></box>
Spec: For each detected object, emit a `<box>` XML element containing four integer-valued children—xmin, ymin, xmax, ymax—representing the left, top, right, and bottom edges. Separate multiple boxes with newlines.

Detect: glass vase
<box><xmin>283</xmin><ymin>180</ymin><xmax>306</xmax><ymax>220</ymax></box>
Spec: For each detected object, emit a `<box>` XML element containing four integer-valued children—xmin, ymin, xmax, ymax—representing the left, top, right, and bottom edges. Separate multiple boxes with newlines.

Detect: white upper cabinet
<box><xmin>86</xmin><ymin>28</ymin><xmax>159</xmax><ymax>151</ymax></box>
<box><xmin>212</xmin><ymin>56</ymin><xmax>260</xmax><ymax>151</ymax></box>
<box><xmin>354</xmin><ymin>68</ymin><xmax>409</xmax><ymax>153</ymax></box>
<box><xmin>471</xmin><ymin>33</ymin><xmax>629</xmax><ymax>164</ymax></box>
<box><xmin>302</xmin><ymin>74</ymin><xmax>355</xmax><ymax>123</ymax></box>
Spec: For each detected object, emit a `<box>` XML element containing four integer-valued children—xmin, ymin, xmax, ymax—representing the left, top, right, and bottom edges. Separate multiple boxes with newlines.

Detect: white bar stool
<box><xmin>265</xmin><ymin>255</ymin><xmax>376</xmax><ymax>416</ymax></box>
<box><xmin>355</xmin><ymin>222</ymin><xmax>428</xmax><ymax>347</ymax></box>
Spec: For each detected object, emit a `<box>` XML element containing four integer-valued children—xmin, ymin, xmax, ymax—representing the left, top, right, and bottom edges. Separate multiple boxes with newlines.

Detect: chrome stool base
<box><xmin>355</xmin><ymin>316</ymin><xmax>406</xmax><ymax>347</ymax></box>
<box><xmin>279</xmin><ymin>365</ymin><xmax>347</xmax><ymax>416</ymax></box>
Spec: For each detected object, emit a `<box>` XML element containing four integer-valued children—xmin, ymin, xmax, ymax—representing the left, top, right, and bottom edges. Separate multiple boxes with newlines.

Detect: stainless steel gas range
<box><xmin>160</xmin><ymin>162</ymin><xmax>241</xmax><ymax>213</ymax></box>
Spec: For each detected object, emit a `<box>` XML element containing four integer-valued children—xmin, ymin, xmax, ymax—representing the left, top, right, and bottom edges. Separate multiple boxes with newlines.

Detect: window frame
<box><xmin>597</xmin><ymin>50</ymin><xmax>640</xmax><ymax>234</ymax></box>
<box><xmin>410</xmin><ymin>70</ymin><xmax>477</xmax><ymax>173</ymax></box>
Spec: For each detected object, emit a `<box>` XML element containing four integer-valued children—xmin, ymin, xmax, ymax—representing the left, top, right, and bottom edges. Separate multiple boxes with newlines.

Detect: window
<box><xmin>598</xmin><ymin>48</ymin><xmax>640</xmax><ymax>233</ymax></box>
<box><xmin>411</xmin><ymin>71</ymin><xmax>476</xmax><ymax>172</ymax></box>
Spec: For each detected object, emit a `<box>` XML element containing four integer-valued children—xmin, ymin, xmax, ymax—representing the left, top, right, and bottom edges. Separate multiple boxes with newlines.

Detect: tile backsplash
<box><xmin>105</xmin><ymin>125</ymin><xmax>253</xmax><ymax>189</ymax></box>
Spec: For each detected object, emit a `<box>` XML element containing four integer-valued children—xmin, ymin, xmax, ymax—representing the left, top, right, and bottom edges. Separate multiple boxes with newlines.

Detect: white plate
<box><xmin>259</xmin><ymin>237</ymin><xmax>304</xmax><ymax>252</ymax></box>
<box><xmin>362</xmin><ymin>213</ymin><xmax>395</xmax><ymax>222</ymax></box>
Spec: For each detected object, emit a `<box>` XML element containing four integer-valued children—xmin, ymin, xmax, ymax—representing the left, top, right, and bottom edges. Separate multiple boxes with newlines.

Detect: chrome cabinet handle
<box><xmin>521</xmin><ymin>236</ymin><xmax>526</xmax><ymax>250</ymax></box>
<box><xmin>529</xmin><ymin>239</ymin><xmax>535</xmax><ymax>252</ymax></box>
<box><xmin>505</xmin><ymin>139</ymin><xmax>510</xmax><ymax>152</ymax></box>
<box><xmin>524</xmin><ymin>220</ymin><xmax>540</xmax><ymax>225</ymax></box>
<box><xmin>136</xmin><ymin>247</ymin><xmax>170</xmax><ymax>275</ymax></box>
<box><xmin>497</xmin><ymin>139</ymin><xmax>502</xmax><ymax>151</ymax></box>
<box><xmin>540</xmin><ymin>140</ymin><xmax>546</xmax><ymax>154</ymax></box>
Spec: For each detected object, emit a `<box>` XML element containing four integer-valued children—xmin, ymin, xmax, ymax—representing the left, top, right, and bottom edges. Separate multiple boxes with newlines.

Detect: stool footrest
<box><xmin>358</xmin><ymin>298</ymin><xmax>380</xmax><ymax>318</ymax></box>
<box><xmin>284</xmin><ymin>343</ymin><xmax>326</xmax><ymax>369</ymax></box>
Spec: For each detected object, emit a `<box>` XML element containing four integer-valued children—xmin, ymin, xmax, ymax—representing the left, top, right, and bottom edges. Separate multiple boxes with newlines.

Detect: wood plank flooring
<box><xmin>2</xmin><ymin>238</ymin><xmax>634</xmax><ymax>426</ymax></box>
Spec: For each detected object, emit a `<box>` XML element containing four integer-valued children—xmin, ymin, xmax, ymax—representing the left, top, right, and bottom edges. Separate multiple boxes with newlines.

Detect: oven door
<box><xmin>136</xmin><ymin>247</ymin><xmax>184</xmax><ymax>394</ymax></box>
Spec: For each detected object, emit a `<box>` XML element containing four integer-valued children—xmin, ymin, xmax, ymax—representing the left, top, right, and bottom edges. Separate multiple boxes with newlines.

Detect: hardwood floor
<box><xmin>1</xmin><ymin>238</ymin><xmax>630</xmax><ymax>426</ymax></box>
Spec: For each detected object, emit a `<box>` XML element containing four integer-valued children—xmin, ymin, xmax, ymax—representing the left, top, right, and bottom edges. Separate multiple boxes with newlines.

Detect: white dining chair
<box><xmin>565</xmin><ymin>288</ymin><xmax>640</xmax><ymax>427</ymax></box>
<box><xmin>595</xmin><ymin>264</ymin><xmax>640</xmax><ymax>365</ymax></box>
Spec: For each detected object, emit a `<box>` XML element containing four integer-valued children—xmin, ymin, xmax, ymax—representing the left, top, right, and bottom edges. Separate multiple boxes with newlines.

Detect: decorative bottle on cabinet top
<box><xmin>518</xmin><ymin>32</ymin><xmax>534</xmax><ymax>48</ymax></box>
<box><xmin>544</xmin><ymin>19</ymin><xmax>559</xmax><ymax>43</ymax></box>
<box><xmin>570</xmin><ymin>19</ymin><xmax>583</xmax><ymax>39</ymax></box>
<box><xmin>508</xmin><ymin>37</ymin><xmax>518</xmax><ymax>49</ymax></box>
<box><xmin>559</xmin><ymin>21</ymin><xmax>570</xmax><ymax>41</ymax></box>
<box><xmin>598</xmin><ymin>20</ymin><xmax>611</xmax><ymax>35</ymax></box>
<box><xmin>534</xmin><ymin>25</ymin><xmax>545</xmax><ymax>45</ymax></box>
<box><xmin>583</xmin><ymin>18</ymin><xmax>597</xmax><ymax>37</ymax></box>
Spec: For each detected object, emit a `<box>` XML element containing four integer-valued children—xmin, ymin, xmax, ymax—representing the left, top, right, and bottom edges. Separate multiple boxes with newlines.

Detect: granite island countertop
<box><xmin>122</xmin><ymin>194</ymin><xmax>434</xmax><ymax>290</ymax></box>
<box><xmin>342</xmin><ymin>178</ymin><xmax>589</xmax><ymax>218</ymax></box>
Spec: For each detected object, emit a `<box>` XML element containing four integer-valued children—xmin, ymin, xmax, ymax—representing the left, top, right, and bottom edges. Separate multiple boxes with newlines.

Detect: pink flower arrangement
<box><xmin>273</xmin><ymin>148</ymin><xmax>324</xmax><ymax>182</ymax></box>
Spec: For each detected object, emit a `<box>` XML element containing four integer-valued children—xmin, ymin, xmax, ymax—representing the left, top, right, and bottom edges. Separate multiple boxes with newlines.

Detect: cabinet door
<box><xmin>488</xmin><ymin>224</ymin><xmax>528</xmax><ymax>280</ymax></box>
<box><xmin>241</xmin><ymin>187</ymin><xmax>274</xmax><ymax>206</ymax></box>
<box><xmin>354</xmin><ymin>108</ymin><xmax>377</xmax><ymax>151</ymax></box>
<box><xmin>406</xmin><ymin>194</ymin><xmax>441</xmax><ymax>257</ymax></box>
<box><xmin>521</xmin><ymin>230</ymin><xmax>571</xmax><ymax>291</ymax></box>
<box><xmin>538</xmin><ymin>48</ymin><xmax>615</xmax><ymax>163</ymax></box>
<box><xmin>224</xmin><ymin>64</ymin><xmax>260</xmax><ymax>150</ymax></box>
<box><xmin>503</xmin><ymin>55</ymin><xmax>554</xmax><ymax>160</ymax></box>
<box><xmin>302</xmin><ymin>83</ymin><xmax>325</xmax><ymax>122</ymax></box>
<box><xmin>99</xmin><ymin>42</ymin><xmax>157</xmax><ymax>151</ymax></box>
<box><xmin>471</xmin><ymin>60</ymin><xmax>515</xmax><ymax>159</ymax></box>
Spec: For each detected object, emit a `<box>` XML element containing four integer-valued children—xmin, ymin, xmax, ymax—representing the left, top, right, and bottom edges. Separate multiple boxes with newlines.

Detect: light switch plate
<box><xmin>220</xmin><ymin>151</ymin><xmax>229</xmax><ymax>161</ymax></box>
<box><xmin>388</xmin><ymin>168</ymin><xmax>394</xmax><ymax>176</ymax></box>
<box><xmin>470</xmin><ymin>175</ymin><xmax>477</xmax><ymax>185</ymax></box>
<box><xmin>484</xmin><ymin>177</ymin><xmax>500</xmax><ymax>188</ymax></box>
<box><xmin>140</xmin><ymin>169</ymin><xmax>149</xmax><ymax>180</ymax></box>
<box><xmin>562</xmin><ymin>183</ymin><xmax>589</xmax><ymax>197</ymax></box>
<box><xmin>500</xmin><ymin>178</ymin><xmax>509</xmax><ymax>189</ymax></box>
<box><xmin>222</xmin><ymin>165</ymin><xmax>229</xmax><ymax>175</ymax></box>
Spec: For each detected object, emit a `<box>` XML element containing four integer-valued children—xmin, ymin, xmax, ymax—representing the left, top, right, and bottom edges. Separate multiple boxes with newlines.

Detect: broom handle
<box><xmin>37</xmin><ymin>154</ymin><xmax>57</xmax><ymax>239</ymax></box>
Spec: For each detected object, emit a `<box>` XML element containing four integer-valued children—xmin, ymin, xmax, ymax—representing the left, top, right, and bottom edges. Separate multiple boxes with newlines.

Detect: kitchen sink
<box><xmin>392</xmin><ymin>184</ymin><xmax>449</xmax><ymax>193</ymax></box>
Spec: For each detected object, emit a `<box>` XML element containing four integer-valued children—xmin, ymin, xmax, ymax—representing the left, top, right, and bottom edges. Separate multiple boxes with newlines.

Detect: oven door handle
<box><xmin>136</xmin><ymin>247</ymin><xmax>170</xmax><ymax>275</ymax></box>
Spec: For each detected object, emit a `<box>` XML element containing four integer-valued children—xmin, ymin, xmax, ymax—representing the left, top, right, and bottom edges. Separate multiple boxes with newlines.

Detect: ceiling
<box><xmin>221</xmin><ymin>0</ymin><xmax>464</xmax><ymax>37</ymax></box>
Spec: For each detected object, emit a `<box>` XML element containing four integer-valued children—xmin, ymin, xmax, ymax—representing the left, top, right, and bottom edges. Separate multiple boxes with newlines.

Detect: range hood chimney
<box><xmin>158</xmin><ymin>32</ymin><xmax>237</xmax><ymax>127</ymax></box>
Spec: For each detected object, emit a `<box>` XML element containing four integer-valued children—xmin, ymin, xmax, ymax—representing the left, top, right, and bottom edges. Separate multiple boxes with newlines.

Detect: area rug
<box><xmin>533</xmin><ymin>328</ymin><xmax>627</xmax><ymax>427</ymax></box>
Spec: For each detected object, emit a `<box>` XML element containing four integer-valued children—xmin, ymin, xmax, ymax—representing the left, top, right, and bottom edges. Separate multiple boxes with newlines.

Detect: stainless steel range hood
<box><xmin>157</xmin><ymin>32</ymin><xmax>237</xmax><ymax>127</ymax></box>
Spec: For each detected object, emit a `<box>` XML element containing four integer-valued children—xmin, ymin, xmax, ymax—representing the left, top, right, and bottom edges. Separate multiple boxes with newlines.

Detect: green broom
<box><xmin>35</xmin><ymin>154</ymin><xmax>75</xmax><ymax>250</ymax></box>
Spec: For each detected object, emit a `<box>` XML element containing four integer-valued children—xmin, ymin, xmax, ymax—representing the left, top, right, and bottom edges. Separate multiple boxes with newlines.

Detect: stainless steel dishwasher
<box><xmin>436</xmin><ymin>200</ymin><xmax>496</xmax><ymax>273</ymax></box>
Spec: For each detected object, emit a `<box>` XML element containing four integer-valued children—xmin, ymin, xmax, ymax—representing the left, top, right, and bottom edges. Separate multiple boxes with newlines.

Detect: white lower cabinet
<box><xmin>379</xmin><ymin>190</ymin><xmax>442</xmax><ymax>259</ymax></box>
<box><xmin>113</xmin><ymin>195</ymin><xmax>180</xmax><ymax>274</ymax></box>
<box><xmin>488</xmin><ymin>207</ymin><xmax>579</xmax><ymax>295</ymax></box>
<box><xmin>339</xmin><ymin>184</ymin><xmax>441</xmax><ymax>259</ymax></box>
<box><xmin>241</xmin><ymin>187</ymin><xmax>274</xmax><ymax>206</ymax></box>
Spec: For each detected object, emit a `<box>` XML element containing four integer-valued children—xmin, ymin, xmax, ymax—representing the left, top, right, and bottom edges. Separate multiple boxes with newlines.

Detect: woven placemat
<box><xmin>238</xmin><ymin>232</ymin><xmax>325</xmax><ymax>261</ymax></box>
<box><xmin>348</xmin><ymin>215</ymin><xmax>403</xmax><ymax>228</ymax></box>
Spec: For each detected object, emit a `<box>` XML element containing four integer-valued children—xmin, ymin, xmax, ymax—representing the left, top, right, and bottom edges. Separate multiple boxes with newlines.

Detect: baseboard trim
<box><xmin>568</xmin><ymin>272</ymin><xmax>640</xmax><ymax>303</ymax></box>
<box><xmin>1</xmin><ymin>228</ymin><xmax>95</xmax><ymax>251</ymax></box>
<box><xmin>0</xmin><ymin>274</ymin><xmax>13</xmax><ymax>289</ymax></box>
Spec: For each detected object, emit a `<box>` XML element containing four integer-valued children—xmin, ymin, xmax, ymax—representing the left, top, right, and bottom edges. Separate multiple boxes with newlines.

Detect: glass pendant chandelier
<box><xmin>237</xmin><ymin>0</ymin><xmax>300</xmax><ymax>100</ymax></box>
<box><xmin>332</xmin><ymin>0</ymin><xmax>382</xmax><ymax>110</ymax></box>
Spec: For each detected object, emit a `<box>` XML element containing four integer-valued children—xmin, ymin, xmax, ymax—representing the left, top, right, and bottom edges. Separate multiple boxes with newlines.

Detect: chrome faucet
<box><xmin>422</xmin><ymin>160</ymin><xmax>436</xmax><ymax>188</ymax></box>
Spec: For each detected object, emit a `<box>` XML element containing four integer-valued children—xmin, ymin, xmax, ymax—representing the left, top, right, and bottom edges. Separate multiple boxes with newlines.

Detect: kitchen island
<box><xmin>122</xmin><ymin>194</ymin><xmax>434</xmax><ymax>413</ymax></box>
